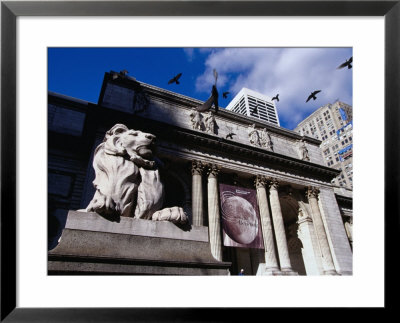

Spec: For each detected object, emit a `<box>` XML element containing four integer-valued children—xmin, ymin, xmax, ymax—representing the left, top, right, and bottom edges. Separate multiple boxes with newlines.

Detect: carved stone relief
<box><xmin>260</xmin><ymin>128</ymin><xmax>274</xmax><ymax>151</ymax></box>
<box><xmin>248</xmin><ymin>123</ymin><xmax>261</xmax><ymax>147</ymax></box>
<box><xmin>248</xmin><ymin>124</ymin><xmax>274</xmax><ymax>151</ymax></box>
<box><xmin>204</xmin><ymin>111</ymin><xmax>216</xmax><ymax>134</ymax></box>
<box><xmin>298</xmin><ymin>140</ymin><xmax>310</xmax><ymax>161</ymax></box>
<box><xmin>189</xmin><ymin>110</ymin><xmax>204</xmax><ymax>131</ymax></box>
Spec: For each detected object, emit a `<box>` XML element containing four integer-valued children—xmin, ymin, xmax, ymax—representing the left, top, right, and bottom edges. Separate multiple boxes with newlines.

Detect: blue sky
<box><xmin>48</xmin><ymin>47</ymin><xmax>352</xmax><ymax>130</ymax></box>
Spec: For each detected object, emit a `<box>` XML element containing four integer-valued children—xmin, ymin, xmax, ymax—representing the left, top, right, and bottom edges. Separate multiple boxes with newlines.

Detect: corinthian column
<box><xmin>307</xmin><ymin>187</ymin><xmax>338</xmax><ymax>275</ymax></box>
<box><xmin>268</xmin><ymin>179</ymin><xmax>293</xmax><ymax>272</ymax></box>
<box><xmin>254</xmin><ymin>175</ymin><xmax>279</xmax><ymax>272</ymax></box>
<box><xmin>207</xmin><ymin>164</ymin><xmax>223</xmax><ymax>261</ymax></box>
<box><xmin>191</xmin><ymin>161</ymin><xmax>205</xmax><ymax>226</ymax></box>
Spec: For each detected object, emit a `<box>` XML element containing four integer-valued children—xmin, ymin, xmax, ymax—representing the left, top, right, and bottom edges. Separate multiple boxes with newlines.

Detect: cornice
<box><xmin>155</xmin><ymin>121</ymin><xmax>340</xmax><ymax>182</ymax></box>
<box><xmin>100</xmin><ymin>73</ymin><xmax>321</xmax><ymax>145</ymax></box>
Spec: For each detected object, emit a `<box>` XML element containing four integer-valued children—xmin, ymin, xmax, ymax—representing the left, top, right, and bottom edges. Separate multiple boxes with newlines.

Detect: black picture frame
<box><xmin>1</xmin><ymin>0</ymin><xmax>398</xmax><ymax>321</ymax></box>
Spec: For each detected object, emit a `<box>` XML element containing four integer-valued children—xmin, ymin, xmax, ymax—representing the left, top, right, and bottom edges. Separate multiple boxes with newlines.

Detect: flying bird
<box><xmin>196</xmin><ymin>69</ymin><xmax>219</xmax><ymax>113</ymax></box>
<box><xmin>168</xmin><ymin>73</ymin><xmax>182</xmax><ymax>84</ymax></box>
<box><xmin>272</xmin><ymin>94</ymin><xmax>279</xmax><ymax>102</ymax></box>
<box><xmin>337</xmin><ymin>57</ymin><xmax>353</xmax><ymax>69</ymax></box>
<box><xmin>223</xmin><ymin>91</ymin><xmax>230</xmax><ymax>99</ymax></box>
<box><xmin>306</xmin><ymin>90</ymin><xmax>321</xmax><ymax>102</ymax></box>
<box><xmin>226</xmin><ymin>132</ymin><xmax>236</xmax><ymax>139</ymax></box>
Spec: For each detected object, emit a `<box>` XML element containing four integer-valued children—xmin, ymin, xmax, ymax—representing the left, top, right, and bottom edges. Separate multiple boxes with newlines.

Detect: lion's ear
<box><xmin>104</xmin><ymin>135</ymin><xmax>126</xmax><ymax>156</ymax></box>
<box><xmin>103</xmin><ymin>124</ymin><xmax>128</xmax><ymax>156</ymax></box>
<box><xmin>105</xmin><ymin>124</ymin><xmax>128</xmax><ymax>138</ymax></box>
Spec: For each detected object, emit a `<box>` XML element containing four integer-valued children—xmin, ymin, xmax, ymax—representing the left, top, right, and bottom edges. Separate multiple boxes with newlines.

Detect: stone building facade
<box><xmin>48</xmin><ymin>71</ymin><xmax>353</xmax><ymax>275</ymax></box>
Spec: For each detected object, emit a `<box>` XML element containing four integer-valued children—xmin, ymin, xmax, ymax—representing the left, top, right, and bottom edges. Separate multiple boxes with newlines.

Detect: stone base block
<box><xmin>263</xmin><ymin>268</ymin><xmax>283</xmax><ymax>276</ymax></box>
<box><xmin>338</xmin><ymin>271</ymin><xmax>352</xmax><ymax>276</ymax></box>
<box><xmin>257</xmin><ymin>265</ymin><xmax>296</xmax><ymax>276</ymax></box>
<box><xmin>323</xmin><ymin>270</ymin><xmax>341</xmax><ymax>276</ymax></box>
<box><xmin>280</xmin><ymin>268</ymin><xmax>299</xmax><ymax>276</ymax></box>
<box><xmin>48</xmin><ymin>211</ymin><xmax>231</xmax><ymax>275</ymax></box>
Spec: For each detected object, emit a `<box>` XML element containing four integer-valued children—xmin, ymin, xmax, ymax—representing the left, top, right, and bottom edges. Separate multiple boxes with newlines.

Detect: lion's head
<box><xmin>102</xmin><ymin>124</ymin><xmax>156</xmax><ymax>169</ymax></box>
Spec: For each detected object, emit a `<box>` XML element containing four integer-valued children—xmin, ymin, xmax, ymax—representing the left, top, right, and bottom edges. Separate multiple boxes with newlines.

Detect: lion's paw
<box><xmin>152</xmin><ymin>206</ymin><xmax>188</xmax><ymax>224</ymax></box>
<box><xmin>87</xmin><ymin>192</ymin><xmax>118</xmax><ymax>216</ymax></box>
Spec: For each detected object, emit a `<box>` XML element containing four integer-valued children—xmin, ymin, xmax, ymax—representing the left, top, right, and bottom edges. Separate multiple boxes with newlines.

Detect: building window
<box><xmin>48</xmin><ymin>172</ymin><xmax>74</xmax><ymax>197</ymax></box>
<box><xmin>48</xmin><ymin>104</ymin><xmax>86</xmax><ymax>136</ymax></box>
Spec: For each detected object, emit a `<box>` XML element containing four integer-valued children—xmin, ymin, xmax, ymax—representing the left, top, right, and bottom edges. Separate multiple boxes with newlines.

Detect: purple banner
<box><xmin>219</xmin><ymin>184</ymin><xmax>264</xmax><ymax>249</ymax></box>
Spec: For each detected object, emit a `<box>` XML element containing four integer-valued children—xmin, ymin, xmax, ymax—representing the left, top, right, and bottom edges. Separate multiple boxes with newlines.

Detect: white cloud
<box><xmin>195</xmin><ymin>48</ymin><xmax>352</xmax><ymax>129</ymax></box>
<box><xmin>183</xmin><ymin>48</ymin><xmax>195</xmax><ymax>62</ymax></box>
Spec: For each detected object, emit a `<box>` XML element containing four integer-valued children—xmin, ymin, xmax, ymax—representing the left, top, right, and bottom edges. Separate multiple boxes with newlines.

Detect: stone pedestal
<box><xmin>48</xmin><ymin>211</ymin><xmax>231</xmax><ymax>275</ymax></box>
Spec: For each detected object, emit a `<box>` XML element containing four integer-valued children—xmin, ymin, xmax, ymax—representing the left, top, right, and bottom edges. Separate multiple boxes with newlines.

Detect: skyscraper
<box><xmin>294</xmin><ymin>101</ymin><xmax>353</xmax><ymax>189</ymax></box>
<box><xmin>225</xmin><ymin>88</ymin><xmax>280</xmax><ymax>126</ymax></box>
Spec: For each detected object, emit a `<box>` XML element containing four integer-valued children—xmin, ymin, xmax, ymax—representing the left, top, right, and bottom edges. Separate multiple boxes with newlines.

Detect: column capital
<box><xmin>254</xmin><ymin>175</ymin><xmax>267</xmax><ymax>188</ymax></box>
<box><xmin>207</xmin><ymin>164</ymin><xmax>221</xmax><ymax>178</ymax></box>
<box><xmin>191</xmin><ymin>160</ymin><xmax>205</xmax><ymax>175</ymax></box>
<box><xmin>268</xmin><ymin>178</ymin><xmax>280</xmax><ymax>190</ymax></box>
<box><xmin>306</xmin><ymin>186</ymin><xmax>320</xmax><ymax>199</ymax></box>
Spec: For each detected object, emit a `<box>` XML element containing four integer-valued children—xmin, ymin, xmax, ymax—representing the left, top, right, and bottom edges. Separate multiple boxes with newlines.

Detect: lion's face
<box><xmin>119</xmin><ymin>129</ymin><xmax>156</xmax><ymax>160</ymax></box>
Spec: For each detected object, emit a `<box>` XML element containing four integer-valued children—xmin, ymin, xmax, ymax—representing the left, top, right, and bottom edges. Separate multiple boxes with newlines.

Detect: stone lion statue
<box><xmin>85</xmin><ymin>124</ymin><xmax>187</xmax><ymax>224</ymax></box>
